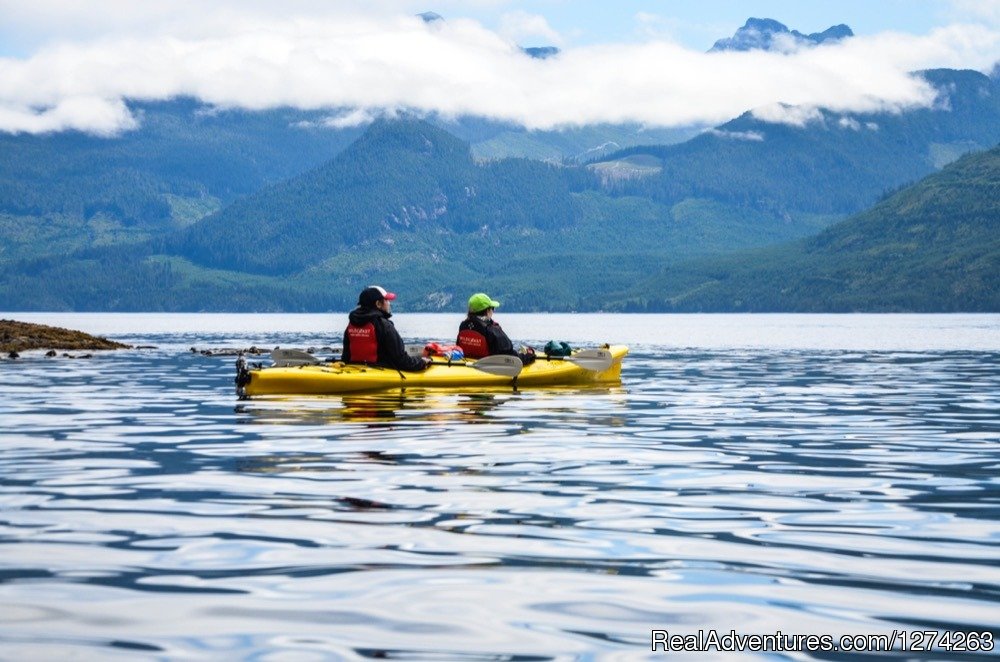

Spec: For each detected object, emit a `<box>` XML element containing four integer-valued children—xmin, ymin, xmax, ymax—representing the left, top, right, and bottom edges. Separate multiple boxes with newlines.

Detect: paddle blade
<box><xmin>470</xmin><ymin>354</ymin><xmax>523</xmax><ymax>378</ymax></box>
<box><xmin>271</xmin><ymin>348</ymin><xmax>321</xmax><ymax>367</ymax></box>
<box><xmin>566</xmin><ymin>348</ymin><xmax>613</xmax><ymax>372</ymax></box>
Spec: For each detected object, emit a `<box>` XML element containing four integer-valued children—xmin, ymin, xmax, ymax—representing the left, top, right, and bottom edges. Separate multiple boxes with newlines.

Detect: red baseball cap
<box><xmin>358</xmin><ymin>285</ymin><xmax>396</xmax><ymax>306</ymax></box>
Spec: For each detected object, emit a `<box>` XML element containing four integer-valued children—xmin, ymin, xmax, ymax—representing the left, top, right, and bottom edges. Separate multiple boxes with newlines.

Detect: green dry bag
<box><xmin>544</xmin><ymin>340</ymin><xmax>573</xmax><ymax>357</ymax></box>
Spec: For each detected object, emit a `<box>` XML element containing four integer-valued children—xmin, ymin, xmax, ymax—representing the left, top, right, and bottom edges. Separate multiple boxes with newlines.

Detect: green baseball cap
<box><xmin>468</xmin><ymin>292</ymin><xmax>500</xmax><ymax>313</ymax></box>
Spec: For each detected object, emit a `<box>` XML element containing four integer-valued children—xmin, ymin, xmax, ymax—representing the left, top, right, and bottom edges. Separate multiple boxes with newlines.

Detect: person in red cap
<box><xmin>341</xmin><ymin>285</ymin><xmax>431</xmax><ymax>371</ymax></box>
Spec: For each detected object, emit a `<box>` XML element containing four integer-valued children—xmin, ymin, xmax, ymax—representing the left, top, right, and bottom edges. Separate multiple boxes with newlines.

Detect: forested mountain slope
<box><xmin>611</xmin><ymin>144</ymin><xmax>1000</xmax><ymax>311</ymax></box>
<box><xmin>0</xmin><ymin>99</ymin><xmax>363</xmax><ymax>263</ymax></box>
<box><xmin>174</xmin><ymin>119</ymin><xmax>590</xmax><ymax>275</ymax></box>
<box><xmin>0</xmin><ymin>120</ymin><xmax>815</xmax><ymax>311</ymax></box>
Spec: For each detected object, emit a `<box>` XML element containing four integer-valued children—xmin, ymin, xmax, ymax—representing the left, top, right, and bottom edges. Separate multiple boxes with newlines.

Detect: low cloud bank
<box><xmin>1</xmin><ymin>11</ymin><xmax>998</xmax><ymax>135</ymax></box>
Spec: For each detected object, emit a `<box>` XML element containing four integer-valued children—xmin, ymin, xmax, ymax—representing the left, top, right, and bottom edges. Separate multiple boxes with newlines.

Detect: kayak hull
<box><xmin>240</xmin><ymin>345</ymin><xmax>628</xmax><ymax>396</ymax></box>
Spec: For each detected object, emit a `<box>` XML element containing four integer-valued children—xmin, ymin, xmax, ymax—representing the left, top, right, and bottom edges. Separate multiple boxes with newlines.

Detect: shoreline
<box><xmin>1</xmin><ymin>319</ymin><xmax>132</xmax><ymax>354</ymax></box>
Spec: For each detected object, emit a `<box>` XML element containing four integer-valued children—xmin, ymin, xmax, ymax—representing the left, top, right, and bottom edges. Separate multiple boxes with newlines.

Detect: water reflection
<box><xmin>234</xmin><ymin>385</ymin><xmax>626</xmax><ymax>427</ymax></box>
<box><xmin>234</xmin><ymin>389</ymin><xmax>513</xmax><ymax>425</ymax></box>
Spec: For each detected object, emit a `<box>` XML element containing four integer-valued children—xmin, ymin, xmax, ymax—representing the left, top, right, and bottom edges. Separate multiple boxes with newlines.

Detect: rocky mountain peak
<box><xmin>710</xmin><ymin>18</ymin><xmax>854</xmax><ymax>53</ymax></box>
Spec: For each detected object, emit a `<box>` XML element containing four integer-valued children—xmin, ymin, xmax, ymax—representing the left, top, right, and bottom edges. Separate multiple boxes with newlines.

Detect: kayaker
<box><xmin>457</xmin><ymin>293</ymin><xmax>536</xmax><ymax>365</ymax></box>
<box><xmin>342</xmin><ymin>286</ymin><xmax>432</xmax><ymax>371</ymax></box>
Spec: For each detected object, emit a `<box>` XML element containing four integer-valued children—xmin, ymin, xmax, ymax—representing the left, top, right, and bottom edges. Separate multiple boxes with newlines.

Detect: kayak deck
<box><xmin>238</xmin><ymin>344</ymin><xmax>628</xmax><ymax>396</ymax></box>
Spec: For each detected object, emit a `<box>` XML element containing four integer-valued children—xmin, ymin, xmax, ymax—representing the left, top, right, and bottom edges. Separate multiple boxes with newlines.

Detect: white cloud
<box><xmin>838</xmin><ymin>116</ymin><xmax>862</xmax><ymax>130</ymax></box>
<box><xmin>752</xmin><ymin>104</ymin><xmax>826</xmax><ymax>127</ymax></box>
<box><xmin>708</xmin><ymin>128</ymin><xmax>765</xmax><ymax>141</ymax></box>
<box><xmin>634</xmin><ymin>12</ymin><xmax>682</xmax><ymax>42</ymax></box>
<box><xmin>634</xmin><ymin>11</ymin><xmax>731</xmax><ymax>48</ymax></box>
<box><xmin>0</xmin><ymin>5</ymin><xmax>998</xmax><ymax>135</ymax></box>
<box><xmin>498</xmin><ymin>10</ymin><xmax>562</xmax><ymax>46</ymax></box>
<box><xmin>321</xmin><ymin>108</ymin><xmax>386</xmax><ymax>129</ymax></box>
<box><xmin>949</xmin><ymin>0</ymin><xmax>1000</xmax><ymax>26</ymax></box>
<box><xmin>0</xmin><ymin>96</ymin><xmax>137</xmax><ymax>135</ymax></box>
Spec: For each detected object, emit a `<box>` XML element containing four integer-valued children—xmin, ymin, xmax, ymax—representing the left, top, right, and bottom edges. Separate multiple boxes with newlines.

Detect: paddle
<box><xmin>434</xmin><ymin>353</ymin><xmax>523</xmax><ymax>378</ymax></box>
<box><xmin>546</xmin><ymin>348</ymin><xmax>614</xmax><ymax>372</ymax></box>
<box><xmin>271</xmin><ymin>348</ymin><xmax>523</xmax><ymax>378</ymax></box>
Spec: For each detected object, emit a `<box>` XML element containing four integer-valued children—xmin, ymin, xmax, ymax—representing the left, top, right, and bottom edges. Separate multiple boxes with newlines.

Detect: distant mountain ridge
<box><xmin>710</xmin><ymin>18</ymin><xmax>853</xmax><ymax>52</ymax></box>
<box><xmin>594</xmin><ymin>68</ymin><xmax>1000</xmax><ymax>217</ymax></box>
<box><xmin>611</xmin><ymin>144</ymin><xmax>1000</xmax><ymax>311</ymax></box>
<box><xmin>0</xmin><ymin>120</ymin><xmax>832</xmax><ymax>311</ymax></box>
<box><xmin>2</xmin><ymin>114</ymin><xmax>997</xmax><ymax>312</ymax></box>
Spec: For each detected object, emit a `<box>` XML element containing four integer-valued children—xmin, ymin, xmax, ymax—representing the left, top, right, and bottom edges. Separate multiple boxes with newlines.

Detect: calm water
<box><xmin>2</xmin><ymin>313</ymin><xmax>998</xmax><ymax>660</ymax></box>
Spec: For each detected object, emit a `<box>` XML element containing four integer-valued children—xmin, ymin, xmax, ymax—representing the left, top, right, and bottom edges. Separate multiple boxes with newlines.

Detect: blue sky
<box><xmin>2</xmin><ymin>0</ymin><xmax>994</xmax><ymax>55</ymax></box>
<box><xmin>449</xmin><ymin>0</ymin><xmax>956</xmax><ymax>48</ymax></box>
<box><xmin>0</xmin><ymin>0</ymin><xmax>998</xmax><ymax>135</ymax></box>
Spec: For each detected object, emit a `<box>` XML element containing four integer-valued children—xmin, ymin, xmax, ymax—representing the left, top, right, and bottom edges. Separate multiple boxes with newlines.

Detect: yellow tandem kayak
<box><xmin>236</xmin><ymin>344</ymin><xmax>628</xmax><ymax>397</ymax></box>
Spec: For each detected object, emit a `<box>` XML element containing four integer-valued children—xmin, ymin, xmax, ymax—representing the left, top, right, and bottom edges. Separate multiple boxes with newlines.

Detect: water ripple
<box><xmin>1</xmin><ymin>331</ymin><xmax>999</xmax><ymax>658</ymax></box>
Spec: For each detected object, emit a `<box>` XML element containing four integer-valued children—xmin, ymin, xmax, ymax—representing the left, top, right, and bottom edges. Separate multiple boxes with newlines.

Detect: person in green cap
<box><xmin>456</xmin><ymin>292</ymin><xmax>536</xmax><ymax>365</ymax></box>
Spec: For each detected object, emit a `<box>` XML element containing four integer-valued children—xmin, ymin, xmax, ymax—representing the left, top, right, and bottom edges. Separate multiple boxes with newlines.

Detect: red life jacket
<box><xmin>346</xmin><ymin>322</ymin><xmax>378</xmax><ymax>363</ymax></box>
<box><xmin>457</xmin><ymin>329</ymin><xmax>489</xmax><ymax>358</ymax></box>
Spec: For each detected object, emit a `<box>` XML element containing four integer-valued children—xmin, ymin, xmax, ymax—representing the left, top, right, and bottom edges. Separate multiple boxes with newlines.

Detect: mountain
<box><xmin>0</xmin><ymin>100</ymin><xmax>697</xmax><ymax>268</ymax></box>
<box><xmin>594</xmin><ymin>69</ymin><xmax>1000</xmax><ymax>219</ymax></box>
<box><xmin>710</xmin><ymin>18</ymin><xmax>853</xmax><ymax>52</ymax></box>
<box><xmin>609</xmin><ymin>144</ymin><xmax>1000</xmax><ymax>312</ymax></box>
<box><xmin>2</xmin><ymin>116</ymin><xmax>996</xmax><ymax>312</ymax></box>
<box><xmin>162</xmin><ymin>120</ymin><xmax>822</xmax><ymax>308</ymax></box>
<box><xmin>0</xmin><ymin>99</ymin><xmax>364</xmax><ymax>264</ymax></box>
<box><xmin>521</xmin><ymin>46</ymin><xmax>560</xmax><ymax>59</ymax></box>
<box><xmin>175</xmin><ymin>119</ymin><xmax>588</xmax><ymax>276</ymax></box>
<box><xmin>0</xmin><ymin>120</ymin><xmax>820</xmax><ymax>311</ymax></box>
